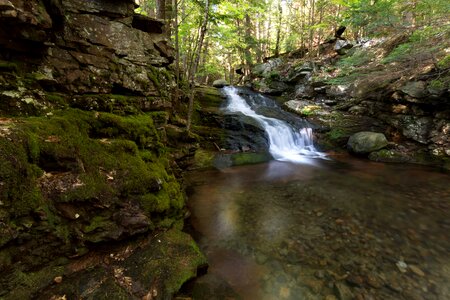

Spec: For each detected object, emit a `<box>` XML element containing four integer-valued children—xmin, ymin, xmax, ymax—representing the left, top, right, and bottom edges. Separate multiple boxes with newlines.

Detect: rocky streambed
<box><xmin>184</xmin><ymin>156</ymin><xmax>450</xmax><ymax>300</ymax></box>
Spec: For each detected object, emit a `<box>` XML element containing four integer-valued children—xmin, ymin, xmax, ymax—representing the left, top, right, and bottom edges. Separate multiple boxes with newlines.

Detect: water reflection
<box><xmin>186</xmin><ymin>156</ymin><xmax>450</xmax><ymax>300</ymax></box>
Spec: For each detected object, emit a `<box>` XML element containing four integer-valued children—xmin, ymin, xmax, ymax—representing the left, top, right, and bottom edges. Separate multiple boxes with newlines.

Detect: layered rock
<box><xmin>0</xmin><ymin>0</ymin><xmax>174</xmax><ymax>115</ymax></box>
<box><xmin>0</xmin><ymin>1</ymin><xmax>205</xmax><ymax>298</ymax></box>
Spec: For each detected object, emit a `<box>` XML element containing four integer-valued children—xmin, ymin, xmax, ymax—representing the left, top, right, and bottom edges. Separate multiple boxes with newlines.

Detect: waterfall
<box><xmin>223</xmin><ymin>86</ymin><xmax>326</xmax><ymax>163</ymax></box>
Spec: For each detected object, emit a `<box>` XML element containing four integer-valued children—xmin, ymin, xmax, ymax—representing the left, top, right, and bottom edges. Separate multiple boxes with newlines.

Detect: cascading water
<box><xmin>223</xmin><ymin>86</ymin><xmax>326</xmax><ymax>163</ymax></box>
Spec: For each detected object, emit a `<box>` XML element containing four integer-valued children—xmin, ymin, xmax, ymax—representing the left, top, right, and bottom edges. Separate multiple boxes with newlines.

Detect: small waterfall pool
<box><xmin>222</xmin><ymin>86</ymin><xmax>326</xmax><ymax>163</ymax></box>
<box><xmin>182</xmin><ymin>87</ymin><xmax>450</xmax><ymax>300</ymax></box>
<box><xmin>185</xmin><ymin>157</ymin><xmax>450</xmax><ymax>300</ymax></box>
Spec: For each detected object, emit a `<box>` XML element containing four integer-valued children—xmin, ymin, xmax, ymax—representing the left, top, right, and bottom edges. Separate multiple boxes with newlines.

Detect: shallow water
<box><xmin>186</xmin><ymin>156</ymin><xmax>450</xmax><ymax>300</ymax></box>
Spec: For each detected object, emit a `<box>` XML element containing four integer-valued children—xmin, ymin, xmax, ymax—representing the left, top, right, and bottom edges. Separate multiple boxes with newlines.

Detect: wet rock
<box><xmin>334</xmin><ymin>282</ymin><xmax>354</xmax><ymax>300</ymax></box>
<box><xmin>366</xmin><ymin>274</ymin><xmax>382</xmax><ymax>289</ymax></box>
<box><xmin>368</xmin><ymin>149</ymin><xmax>411</xmax><ymax>163</ymax></box>
<box><xmin>346</xmin><ymin>274</ymin><xmax>364</xmax><ymax>287</ymax></box>
<box><xmin>409</xmin><ymin>265</ymin><xmax>425</xmax><ymax>277</ymax></box>
<box><xmin>396</xmin><ymin>260</ymin><xmax>408</xmax><ymax>273</ymax></box>
<box><xmin>36</xmin><ymin>229</ymin><xmax>207</xmax><ymax>300</ymax></box>
<box><xmin>347</xmin><ymin>131</ymin><xmax>388</xmax><ymax>154</ymax></box>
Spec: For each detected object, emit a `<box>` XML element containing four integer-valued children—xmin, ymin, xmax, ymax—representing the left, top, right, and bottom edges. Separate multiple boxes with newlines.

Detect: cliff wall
<box><xmin>0</xmin><ymin>1</ymin><xmax>204</xmax><ymax>298</ymax></box>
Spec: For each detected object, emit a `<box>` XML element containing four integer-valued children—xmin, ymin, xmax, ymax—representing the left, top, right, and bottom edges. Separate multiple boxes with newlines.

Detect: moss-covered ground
<box><xmin>0</xmin><ymin>107</ymin><xmax>189</xmax><ymax>297</ymax></box>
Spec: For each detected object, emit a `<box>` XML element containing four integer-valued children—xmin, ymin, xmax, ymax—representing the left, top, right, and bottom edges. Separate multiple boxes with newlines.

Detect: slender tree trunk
<box><xmin>156</xmin><ymin>0</ymin><xmax>166</xmax><ymax>19</ymax></box>
<box><xmin>244</xmin><ymin>14</ymin><xmax>253</xmax><ymax>74</ymax></box>
<box><xmin>317</xmin><ymin>3</ymin><xmax>323</xmax><ymax>57</ymax></box>
<box><xmin>187</xmin><ymin>0</ymin><xmax>210</xmax><ymax>132</ymax></box>
<box><xmin>172</xmin><ymin>0</ymin><xmax>180</xmax><ymax>105</ymax></box>
<box><xmin>200</xmin><ymin>34</ymin><xmax>210</xmax><ymax>84</ymax></box>
<box><xmin>308</xmin><ymin>0</ymin><xmax>315</xmax><ymax>55</ymax></box>
<box><xmin>266</xmin><ymin>8</ymin><xmax>271</xmax><ymax>57</ymax></box>
<box><xmin>274</xmin><ymin>0</ymin><xmax>282</xmax><ymax>56</ymax></box>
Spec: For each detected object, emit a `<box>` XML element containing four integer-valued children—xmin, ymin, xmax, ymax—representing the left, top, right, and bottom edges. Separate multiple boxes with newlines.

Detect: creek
<box><xmin>184</xmin><ymin>88</ymin><xmax>450</xmax><ymax>299</ymax></box>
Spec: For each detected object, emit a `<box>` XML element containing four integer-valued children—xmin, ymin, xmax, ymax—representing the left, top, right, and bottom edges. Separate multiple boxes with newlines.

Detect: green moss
<box><xmin>97</xmin><ymin>112</ymin><xmax>161</xmax><ymax>149</ymax></box>
<box><xmin>231</xmin><ymin>152</ymin><xmax>272</xmax><ymax>166</ymax></box>
<box><xmin>157</xmin><ymin>229</ymin><xmax>207</xmax><ymax>294</ymax></box>
<box><xmin>138</xmin><ymin>180</ymin><xmax>183</xmax><ymax>214</ymax></box>
<box><xmin>147</xmin><ymin>67</ymin><xmax>161</xmax><ymax>89</ymax></box>
<box><xmin>267</xmin><ymin>71</ymin><xmax>280</xmax><ymax>80</ymax></box>
<box><xmin>437</xmin><ymin>54</ymin><xmax>450</xmax><ymax>69</ymax></box>
<box><xmin>83</xmin><ymin>216</ymin><xmax>111</xmax><ymax>233</ymax></box>
<box><xmin>326</xmin><ymin>128</ymin><xmax>349</xmax><ymax>142</ymax></box>
<box><xmin>300</xmin><ymin>105</ymin><xmax>321</xmax><ymax>116</ymax></box>
<box><xmin>45</xmin><ymin>93</ymin><xmax>68</xmax><ymax>107</ymax></box>
<box><xmin>4</xmin><ymin>265</ymin><xmax>66</xmax><ymax>300</ymax></box>
<box><xmin>194</xmin><ymin>149</ymin><xmax>215</xmax><ymax>168</ymax></box>
<box><xmin>0</xmin><ymin>136</ymin><xmax>44</xmax><ymax>216</ymax></box>
<box><xmin>0</xmin><ymin>60</ymin><xmax>18</xmax><ymax>71</ymax></box>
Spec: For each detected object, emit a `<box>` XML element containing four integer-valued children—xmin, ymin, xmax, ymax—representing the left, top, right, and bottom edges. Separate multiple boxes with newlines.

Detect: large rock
<box><xmin>335</xmin><ymin>39</ymin><xmax>353</xmax><ymax>55</ymax></box>
<box><xmin>252</xmin><ymin>58</ymin><xmax>283</xmax><ymax>77</ymax></box>
<box><xmin>0</xmin><ymin>0</ymin><xmax>173</xmax><ymax>98</ymax></box>
<box><xmin>400</xmin><ymin>81</ymin><xmax>427</xmax><ymax>99</ymax></box>
<box><xmin>212</xmin><ymin>79</ymin><xmax>229</xmax><ymax>88</ymax></box>
<box><xmin>347</xmin><ymin>131</ymin><xmax>388</xmax><ymax>154</ymax></box>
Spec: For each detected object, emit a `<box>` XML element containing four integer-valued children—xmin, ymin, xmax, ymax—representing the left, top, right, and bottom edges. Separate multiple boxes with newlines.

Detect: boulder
<box><xmin>252</xmin><ymin>58</ymin><xmax>283</xmax><ymax>77</ymax></box>
<box><xmin>400</xmin><ymin>81</ymin><xmax>427</xmax><ymax>99</ymax></box>
<box><xmin>347</xmin><ymin>131</ymin><xmax>388</xmax><ymax>154</ymax></box>
<box><xmin>326</xmin><ymin>85</ymin><xmax>349</xmax><ymax>98</ymax></box>
<box><xmin>212</xmin><ymin>79</ymin><xmax>229</xmax><ymax>88</ymax></box>
<box><xmin>335</xmin><ymin>39</ymin><xmax>353</xmax><ymax>55</ymax></box>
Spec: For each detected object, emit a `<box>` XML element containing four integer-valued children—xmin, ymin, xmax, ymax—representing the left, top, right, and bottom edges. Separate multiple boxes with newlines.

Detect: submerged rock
<box><xmin>347</xmin><ymin>131</ymin><xmax>388</xmax><ymax>154</ymax></box>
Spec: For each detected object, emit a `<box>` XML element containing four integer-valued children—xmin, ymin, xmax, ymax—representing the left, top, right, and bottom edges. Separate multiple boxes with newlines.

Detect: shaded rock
<box><xmin>369</xmin><ymin>149</ymin><xmax>411</xmax><ymax>163</ymax></box>
<box><xmin>347</xmin><ymin>131</ymin><xmax>388</xmax><ymax>154</ymax></box>
<box><xmin>287</xmin><ymin>62</ymin><xmax>313</xmax><ymax>83</ymax></box>
<box><xmin>35</xmin><ymin>229</ymin><xmax>207</xmax><ymax>300</ymax></box>
<box><xmin>212</xmin><ymin>79</ymin><xmax>229</xmax><ymax>88</ymax></box>
<box><xmin>259</xmin><ymin>80</ymin><xmax>290</xmax><ymax>95</ymax></box>
<box><xmin>327</xmin><ymin>85</ymin><xmax>349</xmax><ymax>98</ymax></box>
<box><xmin>400</xmin><ymin>81</ymin><xmax>427</xmax><ymax>99</ymax></box>
<box><xmin>61</xmin><ymin>0</ymin><xmax>136</xmax><ymax>17</ymax></box>
<box><xmin>132</xmin><ymin>13</ymin><xmax>165</xmax><ymax>34</ymax></box>
<box><xmin>409</xmin><ymin>265</ymin><xmax>425</xmax><ymax>277</ymax></box>
<box><xmin>380</xmin><ymin>114</ymin><xmax>433</xmax><ymax>144</ymax></box>
<box><xmin>252</xmin><ymin>58</ymin><xmax>283</xmax><ymax>77</ymax></box>
<box><xmin>334</xmin><ymin>282</ymin><xmax>353</xmax><ymax>300</ymax></box>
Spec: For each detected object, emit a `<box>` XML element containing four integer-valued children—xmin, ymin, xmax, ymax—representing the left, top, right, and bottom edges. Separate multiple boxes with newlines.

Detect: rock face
<box><xmin>347</xmin><ymin>132</ymin><xmax>388</xmax><ymax>154</ymax></box>
<box><xmin>0</xmin><ymin>0</ymin><xmax>174</xmax><ymax>111</ymax></box>
<box><xmin>0</xmin><ymin>1</ymin><xmax>205</xmax><ymax>298</ymax></box>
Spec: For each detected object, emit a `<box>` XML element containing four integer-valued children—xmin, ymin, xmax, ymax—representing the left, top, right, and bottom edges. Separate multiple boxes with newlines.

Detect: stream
<box><xmin>184</xmin><ymin>88</ymin><xmax>450</xmax><ymax>300</ymax></box>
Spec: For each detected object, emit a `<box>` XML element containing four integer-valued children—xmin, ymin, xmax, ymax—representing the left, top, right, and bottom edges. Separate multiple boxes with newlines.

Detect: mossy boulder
<box><xmin>0</xmin><ymin>108</ymin><xmax>188</xmax><ymax>296</ymax></box>
<box><xmin>347</xmin><ymin>131</ymin><xmax>388</xmax><ymax>154</ymax></box>
<box><xmin>3</xmin><ymin>229</ymin><xmax>206</xmax><ymax>300</ymax></box>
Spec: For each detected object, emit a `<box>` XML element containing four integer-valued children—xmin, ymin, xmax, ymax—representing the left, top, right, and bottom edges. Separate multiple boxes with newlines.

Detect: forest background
<box><xmin>135</xmin><ymin>0</ymin><xmax>449</xmax><ymax>85</ymax></box>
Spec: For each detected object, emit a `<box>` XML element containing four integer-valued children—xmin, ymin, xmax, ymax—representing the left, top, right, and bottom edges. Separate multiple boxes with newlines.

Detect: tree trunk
<box><xmin>156</xmin><ymin>0</ymin><xmax>166</xmax><ymax>20</ymax></box>
<box><xmin>274</xmin><ymin>0</ymin><xmax>282</xmax><ymax>56</ymax></box>
<box><xmin>172</xmin><ymin>0</ymin><xmax>180</xmax><ymax>106</ymax></box>
<box><xmin>187</xmin><ymin>0</ymin><xmax>210</xmax><ymax>132</ymax></box>
<box><xmin>244</xmin><ymin>14</ymin><xmax>253</xmax><ymax>74</ymax></box>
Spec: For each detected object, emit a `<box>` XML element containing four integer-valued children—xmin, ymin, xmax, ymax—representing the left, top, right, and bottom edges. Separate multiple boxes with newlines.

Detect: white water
<box><xmin>223</xmin><ymin>86</ymin><xmax>326</xmax><ymax>163</ymax></box>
